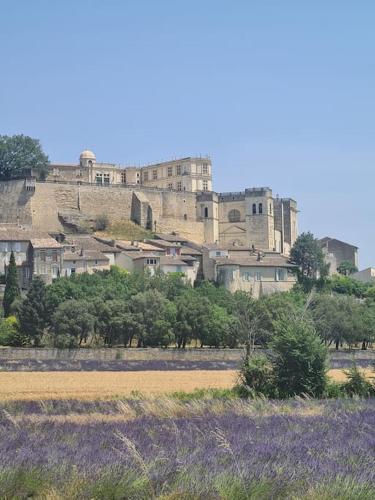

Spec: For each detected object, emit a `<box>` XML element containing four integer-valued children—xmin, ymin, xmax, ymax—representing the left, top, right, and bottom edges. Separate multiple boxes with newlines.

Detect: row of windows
<box><xmin>95</xmin><ymin>173</ymin><xmax>110</xmax><ymax>185</ymax></box>
<box><xmin>227</xmin><ymin>203</ymin><xmax>273</xmax><ymax>221</ymax></box>
<box><xmin>143</xmin><ymin>163</ymin><xmax>209</xmax><ymax>182</ymax></box>
<box><xmin>242</xmin><ymin>268</ymin><xmax>287</xmax><ymax>282</ymax></box>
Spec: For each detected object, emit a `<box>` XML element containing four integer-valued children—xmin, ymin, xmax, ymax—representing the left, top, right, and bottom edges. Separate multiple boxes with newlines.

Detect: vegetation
<box><xmin>2</xmin><ymin>252</ymin><xmax>20</xmax><ymax>317</ymax></box>
<box><xmin>0</xmin><ymin>134</ymin><xmax>49</xmax><ymax>180</ymax></box>
<box><xmin>95</xmin><ymin>220</ymin><xmax>155</xmax><ymax>240</ymax></box>
<box><xmin>0</xmin><ymin>397</ymin><xmax>374</xmax><ymax>499</ymax></box>
<box><xmin>337</xmin><ymin>260</ymin><xmax>358</xmax><ymax>276</ymax></box>
<box><xmin>290</xmin><ymin>231</ymin><xmax>329</xmax><ymax>290</ymax></box>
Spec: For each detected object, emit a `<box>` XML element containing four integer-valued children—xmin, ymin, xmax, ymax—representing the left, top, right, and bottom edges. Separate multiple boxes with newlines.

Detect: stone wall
<box><xmin>0</xmin><ymin>180</ymin><xmax>206</xmax><ymax>242</ymax></box>
<box><xmin>0</xmin><ymin>347</ymin><xmax>243</xmax><ymax>361</ymax></box>
<box><xmin>0</xmin><ymin>180</ymin><xmax>33</xmax><ymax>225</ymax></box>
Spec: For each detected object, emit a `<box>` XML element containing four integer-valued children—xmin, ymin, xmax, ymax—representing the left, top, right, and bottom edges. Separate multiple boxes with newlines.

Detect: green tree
<box><xmin>3</xmin><ymin>252</ymin><xmax>20</xmax><ymax>317</ymax></box>
<box><xmin>0</xmin><ymin>316</ymin><xmax>27</xmax><ymax>346</ymax></box>
<box><xmin>130</xmin><ymin>289</ymin><xmax>176</xmax><ymax>347</ymax></box>
<box><xmin>337</xmin><ymin>260</ymin><xmax>358</xmax><ymax>276</ymax></box>
<box><xmin>174</xmin><ymin>291</ymin><xmax>211</xmax><ymax>348</ymax></box>
<box><xmin>52</xmin><ymin>300</ymin><xmax>95</xmax><ymax>348</ymax></box>
<box><xmin>328</xmin><ymin>274</ymin><xmax>367</xmax><ymax>298</ymax></box>
<box><xmin>271</xmin><ymin>315</ymin><xmax>328</xmax><ymax>397</ymax></box>
<box><xmin>310</xmin><ymin>294</ymin><xmax>362</xmax><ymax>349</ymax></box>
<box><xmin>0</xmin><ymin>134</ymin><xmax>49</xmax><ymax>180</ymax></box>
<box><xmin>290</xmin><ymin>232</ymin><xmax>329</xmax><ymax>290</ymax></box>
<box><xmin>18</xmin><ymin>276</ymin><xmax>48</xmax><ymax>346</ymax></box>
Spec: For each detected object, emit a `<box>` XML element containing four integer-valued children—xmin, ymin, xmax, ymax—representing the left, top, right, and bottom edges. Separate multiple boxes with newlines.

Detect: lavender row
<box><xmin>0</xmin><ymin>399</ymin><xmax>374</xmax><ymax>496</ymax></box>
<box><xmin>0</xmin><ymin>356</ymin><xmax>373</xmax><ymax>371</ymax></box>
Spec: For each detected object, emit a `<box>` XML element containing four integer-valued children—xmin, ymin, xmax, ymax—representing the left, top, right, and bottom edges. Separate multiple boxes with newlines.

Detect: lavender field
<box><xmin>0</xmin><ymin>397</ymin><xmax>375</xmax><ymax>499</ymax></box>
<box><xmin>0</xmin><ymin>350</ymin><xmax>373</xmax><ymax>371</ymax></box>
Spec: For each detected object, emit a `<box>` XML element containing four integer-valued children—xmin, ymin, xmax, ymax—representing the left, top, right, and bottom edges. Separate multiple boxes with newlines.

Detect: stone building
<box><xmin>0</xmin><ymin>227</ymin><xmax>64</xmax><ymax>288</ymax></box>
<box><xmin>2</xmin><ymin>149</ymin><xmax>298</xmax><ymax>255</ymax></box>
<box><xmin>46</xmin><ymin>150</ymin><xmax>212</xmax><ymax>193</ymax></box>
<box><xmin>319</xmin><ymin>237</ymin><xmax>358</xmax><ymax>275</ymax></box>
<box><xmin>352</xmin><ymin>267</ymin><xmax>375</xmax><ymax>283</ymax></box>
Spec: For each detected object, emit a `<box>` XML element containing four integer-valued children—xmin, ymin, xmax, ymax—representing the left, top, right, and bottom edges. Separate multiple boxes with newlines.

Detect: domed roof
<box><xmin>79</xmin><ymin>149</ymin><xmax>96</xmax><ymax>160</ymax></box>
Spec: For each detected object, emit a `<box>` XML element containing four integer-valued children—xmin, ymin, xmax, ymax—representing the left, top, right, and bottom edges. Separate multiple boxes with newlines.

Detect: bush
<box><xmin>0</xmin><ymin>316</ymin><xmax>27</xmax><ymax>346</ymax></box>
<box><xmin>342</xmin><ymin>364</ymin><xmax>375</xmax><ymax>398</ymax></box>
<box><xmin>237</xmin><ymin>353</ymin><xmax>276</xmax><ymax>398</ymax></box>
<box><xmin>271</xmin><ymin>316</ymin><xmax>328</xmax><ymax>398</ymax></box>
<box><xmin>94</xmin><ymin>214</ymin><xmax>110</xmax><ymax>231</ymax></box>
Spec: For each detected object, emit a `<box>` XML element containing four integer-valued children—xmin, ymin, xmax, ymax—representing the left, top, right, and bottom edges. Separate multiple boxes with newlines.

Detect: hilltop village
<box><xmin>0</xmin><ymin>149</ymin><xmax>364</xmax><ymax>296</ymax></box>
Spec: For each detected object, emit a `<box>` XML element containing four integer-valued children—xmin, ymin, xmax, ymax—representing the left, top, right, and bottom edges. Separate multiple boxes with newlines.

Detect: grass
<box><xmin>95</xmin><ymin>220</ymin><xmax>154</xmax><ymax>241</ymax></box>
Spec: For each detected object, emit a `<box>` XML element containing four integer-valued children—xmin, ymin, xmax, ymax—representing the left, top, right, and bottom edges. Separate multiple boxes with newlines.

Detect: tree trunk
<box><xmin>335</xmin><ymin>339</ymin><xmax>339</xmax><ymax>350</ymax></box>
<box><xmin>361</xmin><ymin>339</ymin><xmax>367</xmax><ymax>350</ymax></box>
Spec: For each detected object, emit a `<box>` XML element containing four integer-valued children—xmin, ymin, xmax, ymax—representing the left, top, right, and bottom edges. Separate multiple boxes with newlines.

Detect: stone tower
<box><xmin>245</xmin><ymin>188</ymin><xmax>275</xmax><ymax>250</ymax></box>
<box><xmin>196</xmin><ymin>192</ymin><xmax>219</xmax><ymax>243</ymax></box>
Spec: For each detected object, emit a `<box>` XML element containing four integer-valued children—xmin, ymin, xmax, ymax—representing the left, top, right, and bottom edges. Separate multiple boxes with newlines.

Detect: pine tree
<box><xmin>18</xmin><ymin>276</ymin><xmax>48</xmax><ymax>346</ymax></box>
<box><xmin>3</xmin><ymin>251</ymin><xmax>20</xmax><ymax>317</ymax></box>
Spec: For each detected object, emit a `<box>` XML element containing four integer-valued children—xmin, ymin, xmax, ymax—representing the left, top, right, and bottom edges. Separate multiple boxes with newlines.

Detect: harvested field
<box><xmin>0</xmin><ymin>368</ymin><xmax>374</xmax><ymax>400</ymax></box>
<box><xmin>0</xmin><ymin>370</ymin><xmax>237</xmax><ymax>400</ymax></box>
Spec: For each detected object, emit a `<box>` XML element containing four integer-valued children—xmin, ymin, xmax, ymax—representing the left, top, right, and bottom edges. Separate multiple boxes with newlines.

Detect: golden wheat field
<box><xmin>0</xmin><ymin>368</ymin><xmax>373</xmax><ymax>400</ymax></box>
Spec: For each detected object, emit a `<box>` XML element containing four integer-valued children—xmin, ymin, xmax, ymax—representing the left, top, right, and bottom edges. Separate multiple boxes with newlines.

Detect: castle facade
<box><xmin>0</xmin><ymin>150</ymin><xmax>298</xmax><ymax>254</ymax></box>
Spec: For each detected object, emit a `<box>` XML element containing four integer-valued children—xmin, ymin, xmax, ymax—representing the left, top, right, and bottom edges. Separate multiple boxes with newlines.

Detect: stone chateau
<box><xmin>0</xmin><ymin>149</ymin><xmax>300</xmax><ymax>297</ymax></box>
<box><xmin>0</xmin><ymin>150</ymin><xmax>298</xmax><ymax>253</ymax></box>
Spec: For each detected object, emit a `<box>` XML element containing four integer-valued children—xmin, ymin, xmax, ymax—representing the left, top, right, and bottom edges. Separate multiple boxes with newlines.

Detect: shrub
<box><xmin>271</xmin><ymin>316</ymin><xmax>328</xmax><ymax>398</ymax></box>
<box><xmin>237</xmin><ymin>353</ymin><xmax>276</xmax><ymax>398</ymax></box>
<box><xmin>0</xmin><ymin>316</ymin><xmax>27</xmax><ymax>346</ymax></box>
<box><xmin>94</xmin><ymin>214</ymin><xmax>110</xmax><ymax>231</ymax></box>
<box><xmin>342</xmin><ymin>364</ymin><xmax>375</xmax><ymax>398</ymax></box>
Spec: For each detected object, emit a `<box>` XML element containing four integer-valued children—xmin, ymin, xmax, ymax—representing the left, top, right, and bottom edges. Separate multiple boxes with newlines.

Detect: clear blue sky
<box><xmin>1</xmin><ymin>1</ymin><xmax>374</xmax><ymax>268</ymax></box>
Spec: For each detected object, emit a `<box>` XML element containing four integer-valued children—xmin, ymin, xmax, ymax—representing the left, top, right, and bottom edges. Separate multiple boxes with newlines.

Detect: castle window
<box><xmin>184</xmin><ymin>214</ymin><xmax>187</xmax><ymax>220</ymax></box>
<box><xmin>88</xmin><ymin>160</ymin><xmax>93</xmax><ymax>167</ymax></box>
<box><xmin>252</xmin><ymin>203</ymin><xmax>256</xmax><ymax>215</ymax></box>
<box><xmin>168</xmin><ymin>183</ymin><xmax>173</xmax><ymax>190</ymax></box>
<box><xmin>203</xmin><ymin>180</ymin><xmax>208</xmax><ymax>191</ymax></box>
<box><xmin>143</xmin><ymin>171</ymin><xmax>149</xmax><ymax>182</ymax></box>
<box><xmin>95</xmin><ymin>173</ymin><xmax>103</xmax><ymax>185</ymax></box>
<box><xmin>103</xmin><ymin>173</ymin><xmax>110</xmax><ymax>185</ymax></box>
<box><xmin>204</xmin><ymin>207</ymin><xmax>208</xmax><ymax>218</ymax></box>
<box><xmin>258</xmin><ymin>203</ymin><xmax>263</xmax><ymax>214</ymax></box>
<box><xmin>177</xmin><ymin>181</ymin><xmax>182</xmax><ymax>191</ymax></box>
<box><xmin>176</xmin><ymin>165</ymin><xmax>181</xmax><ymax>176</ymax></box>
<box><xmin>153</xmin><ymin>169</ymin><xmax>158</xmax><ymax>180</ymax></box>
<box><xmin>121</xmin><ymin>171</ymin><xmax>127</xmax><ymax>184</ymax></box>
<box><xmin>228</xmin><ymin>209</ymin><xmax>241</xmax><ymax>222</ymax></box>
<box><xmin>202</xmin><ymin>163</ymin><xmax>209</xmax><ymax>174</ymax></box>
<box><xmin>269</xmin><ymin>203</ymin><xmax>272</xmax><ymax>215</ymax></box>
<box><xmin>167</xmin><ymin>166</ymin><xmax>173</xmax><ymax>177</ymax></box>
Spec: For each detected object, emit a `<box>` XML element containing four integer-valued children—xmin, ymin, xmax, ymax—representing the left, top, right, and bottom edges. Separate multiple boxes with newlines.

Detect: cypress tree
<box><xmin>18</xmin><ymin>276</ymin><xmax>48</xmax><ymax>346</ymax></box>
<box><xmin>3</xmin><ymin>251</ymin><xmax>20</xmax><ymax>317</ymax></box>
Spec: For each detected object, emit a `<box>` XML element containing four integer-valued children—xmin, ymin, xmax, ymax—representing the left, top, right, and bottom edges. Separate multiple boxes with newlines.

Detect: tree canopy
<box><xmin>0</xmin><ymin>134</ymin><xmax>49</xmax><ymax>180</ymax></box>
<box><xmin>290</xmin><ymin>232</ymin><xmax>329</xmax><ymax>289</ymax></box>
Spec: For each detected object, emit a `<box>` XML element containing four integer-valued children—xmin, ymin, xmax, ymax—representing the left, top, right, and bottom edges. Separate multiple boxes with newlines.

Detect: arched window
<box><xmin>228</xmin><ymin>209</ymin><xmax>241</xmax><ymax>222</ymax></box>
<box><xmin>258</xmin><ymin>203</ymin><xmax>263</xmax><ymax>214</ymax></box>
<box><xmin>252</xmin><ymin>203</ymin><xmax>256</xmax><ymax>215</ymax></box>
<box><xmin>204</xmin><ymin>207</ymin><xmax>208</xmax><ymax>218</ymax></box>
<box><xmin>269</xmin><ymin>203</ymin><xmax>272</xmax><ymax>215</ymax></box>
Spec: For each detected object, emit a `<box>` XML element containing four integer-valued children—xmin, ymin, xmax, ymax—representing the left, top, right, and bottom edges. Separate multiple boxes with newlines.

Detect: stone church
<box><xmin>0</xmin><ymin>149</ymin><xmax>298</xmax><ymax>254</ymax></box>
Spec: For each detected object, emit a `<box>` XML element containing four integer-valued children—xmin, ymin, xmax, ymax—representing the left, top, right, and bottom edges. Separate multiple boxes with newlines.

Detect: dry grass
<box><xmin>328</xmin><ymin>368</ymin><xmax>374</xmax><ymax>383</ymax></box>
<box><xmin>0</xmin><ymin>368</ymin><xmax>373</xmax><ymax>401</ymax></box>
<box><xmin>0</xmin><ymin>370</ymin><xmax>237</xmax><ymax>401</ymax></box>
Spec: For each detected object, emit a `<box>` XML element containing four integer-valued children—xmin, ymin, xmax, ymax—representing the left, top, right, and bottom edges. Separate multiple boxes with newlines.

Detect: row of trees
<box><xmin>1</xmin><ymin>261</ymin><xmax>374</xmax><ymax>349</ymax></box>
